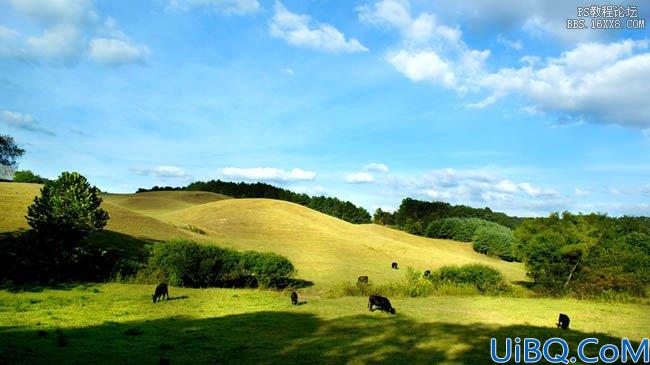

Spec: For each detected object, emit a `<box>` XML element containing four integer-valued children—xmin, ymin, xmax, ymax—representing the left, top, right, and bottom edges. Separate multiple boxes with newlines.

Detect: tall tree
<box><xmin>0</xmin><ymin>134</ymin><xmax>25</xmax><ymax>168</ymax></box>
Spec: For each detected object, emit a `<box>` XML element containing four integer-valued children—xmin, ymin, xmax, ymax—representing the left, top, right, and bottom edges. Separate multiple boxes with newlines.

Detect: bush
<box><xmin>144</xmin><ymin>240</ymin><xmax>295</xmax><ymax>289</ymax></box>
<box><xmin>473</xmin><ymin>225</ymin><xmax>518</xmax><ymax>261</ymax></box>
<box><xmin>426</xmin><ymin>218</ymin><xmax>519</xmax><ymax>262</ymax></box>
<box><xmin>432</xmin><ymin>264</ymin><xmax>508</xmax><ymax>294</ymax></box>
<box><xmin>329</xmin><ymin>265</ymin><xmax>509</xmax><ymax>298</ymax></box>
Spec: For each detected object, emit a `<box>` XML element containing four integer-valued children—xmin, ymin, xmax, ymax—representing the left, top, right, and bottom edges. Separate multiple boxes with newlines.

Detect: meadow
<box><xmin>1</xmin><ymin>182</ymin><xmax>648</xmax><ymax>364</ymax></box>
<box><xmin>1</xmin><ymin>284</ymin><xmax>648</xmax><ymax>364</ymax></box>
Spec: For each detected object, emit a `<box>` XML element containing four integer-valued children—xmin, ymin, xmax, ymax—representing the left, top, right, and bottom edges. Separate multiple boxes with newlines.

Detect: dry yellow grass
<box><xmin>162</xmin><ymin>198</ymin><xmax>527</xmax><ymax>287</ymax></box>
<box><xmin>101</xmin><ymin>190</ymin><xmax>230</xmax><ymax>218</ymax></box>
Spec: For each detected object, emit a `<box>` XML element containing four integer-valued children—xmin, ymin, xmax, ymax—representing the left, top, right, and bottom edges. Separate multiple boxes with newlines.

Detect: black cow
<box><xmin>368</xmin><ymin>295</ymin><xmax>396</xmax><ymax>314</ymax></box>
<box><xmin>291</xmin><ymin>291</ymin><xmax>298</xmax><ymax>305</ymax></box>
<box><xmin>557</xmin><ymin>313</ymin><xmax>570</xmax><ymax>329</ymax></box>
<box><xmin>152</xmin><ymin>283</ymin><xmax>169</xmax><ymax>303</ymax></box>
<box><xmin>423</xmin><ymin>270</ymin><xmax>431</xmax><ymax>277</ymax></box>
<box><xmin>391</xmin><ymin>262</ymin><xmax>398</xmax><ymax>269</ymax></box>
<box><xmin>357</xmin><ymin>276</ymin><xmax>369</xmax><ymax>285</ymax></box>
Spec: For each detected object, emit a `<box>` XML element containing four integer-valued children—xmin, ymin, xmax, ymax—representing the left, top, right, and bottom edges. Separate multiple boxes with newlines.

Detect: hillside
<box><xmin>0</xmin><ymin>183</ymin><xmax>526</xmax><ymax>288</ymax></box>
<box><xmin>162</xmin><ymin>198</ymin><xmax>526</xmax><ymax>286</ymax></box>
<box><xmin>101</xmin><ymin>190</ymin><xmax>230</xmax><ymax>219</ymax></box>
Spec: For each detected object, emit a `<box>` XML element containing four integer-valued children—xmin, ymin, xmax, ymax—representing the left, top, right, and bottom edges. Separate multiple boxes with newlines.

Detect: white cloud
<box><xmin>362</xmin><ymin>1</ymin><xmax>650</xmax><ymax>130</ymax></box>
<box><xmin>291</xmin><ymin>185</ymin><xmax>327</xmax><ymax>196</ymax></box>
<box><xmin>167</xmin><ymin>0</ymin><xmax>260</xmax><ymax>14</ymax></box>
<box><xmin>1</xmin><ymin>110</ymin><xmax>55</xmax><ymax>136</ymax></box>
<box><xmin>364</xmin><ymin>162</ymin><xmax>389</xmax><ymax>173</ymax></box>
<box><xmin>222</xmin><ymin>167</ymin><xmax>316</xmax><ymax>182</ymax></box>
<box><xmin>574</xmin><ymin>188</ymin><xmax>590</xmax><ymax>197</ymax></box>
<box><xmin>3</xmin><ymin>0</ymin><xmax>149</xmax><ymax>66</ymax></box>
<box><xmin>269</xmin><ymin>1</ymin><xmax>368</xmax><ymax>53</ymax></box>
<box><xmin>385</xmin><ymin>168</ymin><xmax>560</xmax><ymax>214</ymax></box>
<box><xmin>345</xmin><ymin>172</ymin><xmax>375</xmax><ymax>184</ymax></box>
<box><xmin>475</xmin><ymin>39</ymin><xmax>650</xmax><ymax>128</ymax></box>
<box><xmin>361</xmin><ymin>0</ymin><xmax>489</xmax><ymax>93</ymax></box>
<box><xmin>132</xmin><ymin>166</ymin><xmax>190</xmax><ymax>178</ymax></box>
<box><xmin>358</xmin><ymin>0</ymin><xmax>461</xmax><ymax>45</ymax></box>
<box><xmin>387</xmin><ymin>49</ymin><xmax>456</xmax><ymax>88</ymax></box>
<box><xmin>496</xmin><ymin>34</ymin><xmax>522</xmax><ymax>50</ymax></box>
<box><xmin>26</xmin><ymin>24</ymin><xmax>84</xmax><ymax>61</ymax></box>
<box><xmin>7</xmin><ymin>0</ymin><xmax>98</xmax><ymax>25</ymax></box>
<box><xmin>89</xmin><ymin>38</ymin><xmax>149</xmax><ymax>65</ymax></box>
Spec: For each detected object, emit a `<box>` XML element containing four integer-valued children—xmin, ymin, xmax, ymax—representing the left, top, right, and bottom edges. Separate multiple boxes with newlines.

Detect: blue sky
<box><xmin>1</xmin><ymin>0</ymin><xmax>649</xmax><ymax>216</ymax></box>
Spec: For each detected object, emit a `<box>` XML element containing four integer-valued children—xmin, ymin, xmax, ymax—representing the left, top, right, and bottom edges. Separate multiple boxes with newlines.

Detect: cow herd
<box><xmin>150</xmin><ymin>260</ymin><xmax>571</xmax><ymax>330</ymax></box>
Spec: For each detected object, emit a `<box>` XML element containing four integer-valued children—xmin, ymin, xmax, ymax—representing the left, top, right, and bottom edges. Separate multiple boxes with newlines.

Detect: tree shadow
<box><xmin>0</xmin><ymin>311</ymin><xmax>640</xmax><ymax>364</ymax></box>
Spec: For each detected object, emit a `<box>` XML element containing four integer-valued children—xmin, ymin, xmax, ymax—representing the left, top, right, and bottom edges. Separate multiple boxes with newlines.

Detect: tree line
<box><xmin>373</xmin><ymin>198</ymin><xmax>523</xmax><ymax>235</ymax></box>
<box><xmin>138</xmin><ymin>180</ymin><xmax>372</xmax><ymax>224</ymax></box>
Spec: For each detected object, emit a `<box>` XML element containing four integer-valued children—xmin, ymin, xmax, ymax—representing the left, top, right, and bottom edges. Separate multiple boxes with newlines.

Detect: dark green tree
<box><xmin>27</xmin><ymin>172</ymin><xmax>109</xmax><ymax>239</ymax></box>
<box><xmin>0</xmin><ymin>134</ymin><xmax>25</xmax><ymax>168</ymax></box>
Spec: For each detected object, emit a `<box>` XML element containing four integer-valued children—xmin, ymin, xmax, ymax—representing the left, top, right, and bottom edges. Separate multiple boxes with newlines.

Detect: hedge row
<box><xmin>144</xmin><ymin>240</ymin><xmax>295</xmax><ymax>288</ymax></box>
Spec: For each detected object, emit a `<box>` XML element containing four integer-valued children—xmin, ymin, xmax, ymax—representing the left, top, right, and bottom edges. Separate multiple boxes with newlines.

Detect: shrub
<box><xmin>144</xmin><ymin>240</ymin><xmax>295</xmax><ymax>289</ymax></box>
<box><xmin>432</xmin><ymin>264</ymin><xmax>508</xmax><ymax>294</ymax></box>
<box><xmin>473</xmin><ymin>225</ymin><xmax>518</xmax><ymax>261</ymax></box>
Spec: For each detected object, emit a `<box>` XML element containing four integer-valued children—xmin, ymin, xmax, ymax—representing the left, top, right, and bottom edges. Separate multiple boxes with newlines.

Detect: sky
<box><xmin>0</xmin><ymin>0</ymin><xmax>649</xmax><ymax>217</ymax></box>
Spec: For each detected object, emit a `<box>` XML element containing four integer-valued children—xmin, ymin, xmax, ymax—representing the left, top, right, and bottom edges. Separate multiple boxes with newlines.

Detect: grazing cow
<box><xmin>391</xmin><ymin>262</ymin><xmax>398</xmax><ymax>269</ymax></box>
<box><xmin>423</xmin><ymin>270</ymin><xmax>431</xmax><ymax>277</ymax></box>
<box><xmin>368</xmin><ymin>295</ymin><xmax>396</xmax><ymax>314</ymax></box>
<box><xmin>557</xmin><ymin>313</ymin><xmax>570</xmax><ymax>329</ymax></box>
<box><xmin>152</xmin><ymin>283</ymin><xmax>169</xmax><ymax>303</ymax></box>
<box><xmin>357</xmin><ymin>276</ymin><xmax>369</xmax><ymax>285</ymax></box>
<box><xmin>291</xmin><ymin>291</ymin><xmax>298</xmax><ymax>305</ymax></box>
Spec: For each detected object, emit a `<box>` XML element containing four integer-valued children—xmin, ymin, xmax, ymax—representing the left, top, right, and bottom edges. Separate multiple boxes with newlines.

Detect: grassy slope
<box><xmin>0</xmin><ymin>284</ymin><xmax>647</xmax><ymax>364</ymax></box>
<box><xmin>1</xmin><ymin>183</ymin><xmax>526</xmax><ymax>287</ymax></box>
<box><xmin>101</xmin><ymin>190</ymin><xmax>230</xmax><ymax>219</ymax></box>
<box><xmin>162</xmin><ymin>198</ymin><xmax>526</xmax><ymax>287</ymax></box>
<box><xmin>0</xmin><ymin>183</ymin><xmax>203</xmax><ymax>254</ymax></box>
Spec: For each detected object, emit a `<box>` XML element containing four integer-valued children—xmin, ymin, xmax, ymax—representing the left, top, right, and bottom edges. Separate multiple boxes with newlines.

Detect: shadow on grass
<box><xmin>0</xmin><ymin>311</ymin><xmax>640</xmax><ymax>364</ymax></box>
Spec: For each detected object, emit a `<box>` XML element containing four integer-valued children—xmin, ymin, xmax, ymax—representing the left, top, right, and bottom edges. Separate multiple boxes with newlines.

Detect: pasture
<box><xmin>0</xmin><ymin>284</ymin><xmax>648</xmax><ymax>364</ymax></box>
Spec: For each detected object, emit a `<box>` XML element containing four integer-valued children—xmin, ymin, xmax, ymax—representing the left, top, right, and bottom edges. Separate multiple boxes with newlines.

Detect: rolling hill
<box><xmin>0</xmin><ymin>183</ymin><xmax>526</xmax><ymax>288</ymax></box>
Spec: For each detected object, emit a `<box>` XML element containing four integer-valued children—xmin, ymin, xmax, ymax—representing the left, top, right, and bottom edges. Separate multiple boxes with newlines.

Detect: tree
<box><xmin>24</xmin><ymin>172</ymin><xmax>109</xmax><ymax>279</ymax></box>
<box><xmin>13</xmin><ymin>170</ymin><xmax>50</xmax><ymax>184</ymax></box>
<box><xmin>28</xmin><ymin>172</ymin><xmax>109</xmax><ymax>240</ymax></box>
<box><xmin>0</xmin><ymin>134</ymin><xmax>25</xmax><ymax>168</ymax></box>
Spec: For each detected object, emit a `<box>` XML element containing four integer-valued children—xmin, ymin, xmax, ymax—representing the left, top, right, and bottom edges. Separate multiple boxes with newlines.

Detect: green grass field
<box><xmin>1</xmin><ymin>182</ymin><xmax>648</xmax><ymax>364</ymax></box>
<box><xmin>0</xmin><ymin>284</ymin><xmax>648</xmax><ymax>364</ymax></box>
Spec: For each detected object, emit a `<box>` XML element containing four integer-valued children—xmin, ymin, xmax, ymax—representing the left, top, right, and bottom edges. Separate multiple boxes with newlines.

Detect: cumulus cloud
<box><xmin>345</xmin><ymin>172</ymin><xmax>375</xmax><ymax>184</ymax></box>
<box><xmin>364</xmin><ymin>162</ymin><xmax>389</xmax><ymax>173</ymax></box>
<box><xmin>167</xmin><ymin>0</ymin><xmax>260</xmax><ymax>14</ymax></box>
<box><xmin>433</xmin><ymin>0</ymin><xmax>648</xmax><ymax>44</ymax></box>
<box><xmin>574</xmin><ymin>188</ymin><xmax>590</xmax><ymax>197</ymax></box>
<box><xmin>496</xmin><ymin>34</ymin><xmax>522</xmax><ymax>50</ymax></box>
<box><xmin>132</xmin><ymin>166</ymin><xmax>190</xmax><ymax>178</ymax></box>
<box><xmin>269</xmin><ymin>1</ymin><xmax>367</xmax><ymax>53</ymax></box>
<box><xmin>1</xmin><ymin>110</ymin><xmax>55</xmax><ymax>136</ymax></box>
<box><xmin>361</xmin><ymin>0</ymin><xmax>650</xmax><ymax>130</ymax></box>
<box><xmin>222</xmin><ymin>167</ymin><xmax>317</xmax><ymax>182</ymax></box>
<box><xmin>360</xmin><ymin>0</ymin><xmax>489</xmax><ymax>93</ymax></box>
<box><xmin>89</xmin><ymin>38</ymin><xmax>149</xmax><ymax>65</ymax></box>
<box><xmin>385</xmin><ymin>168</ymin><xmax>562</xmax><ymax>215</ymax></box>
<box><xmin>473</xmin><ymin>39</ymin><xmax>650</xmax><ymax>129</ymax></box>
<box><xmin>2</xmin><ymin>0</ymin><xmax>149</xmax><ymax>66</ymax></box>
